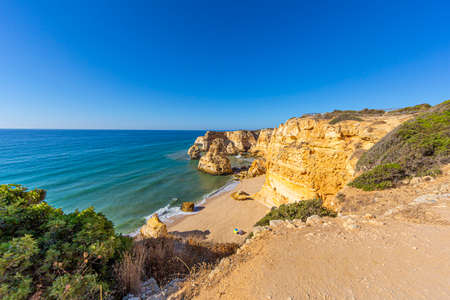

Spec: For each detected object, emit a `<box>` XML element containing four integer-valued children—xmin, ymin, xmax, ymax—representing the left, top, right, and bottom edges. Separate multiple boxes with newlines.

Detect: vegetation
<box><xmin>114</xmin><ymin>236</ymin><xmax>237</xmax><ymax>296</ymax></box>
<box><xmin>388</xmin><ymin>103</ymin><xmax>431</xmax><ymax>114</ymax></box>
<box><xmin>319</xmin><ymin>108</ymin><xmax>385</xmax><ymax>120</ymax></box>
<box><xmin>350</xmin><ymin>100</ymin><xmax>450</xmax><ymax>191</ymax></box>
<box><xmin>329</xmin><ymin>114</ymin><xmax>363</xmax><ymax>124</ymax></box>
<box><xmin>348</xmin><ymin>163</ymin><xmax>405</xmax><ymax>191</ymax></box>
<box><xmin>255</xmin><ymin>199</ymin><xmax>336</xmax><ymax>226</ymax></box>
<box><xmin>0</xmin><ymin>184</ymin><xmax>131</xmax><ymax>299</ymax></box>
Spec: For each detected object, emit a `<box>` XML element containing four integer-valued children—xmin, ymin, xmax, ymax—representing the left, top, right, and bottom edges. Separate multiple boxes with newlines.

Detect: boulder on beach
<box><xmin>140</xmin><ymin>213</ymin><xmax>168</xmax><ymax>239</ymax></box>
<box><xmin>231</xmin><ymin>190</ymin><xmax>252</xmax><ymax>201</ymax></box>
<box><xmin>181</xmin><ymin>201</ymin><xmax>195</xmax><ymax>212</ymax></box>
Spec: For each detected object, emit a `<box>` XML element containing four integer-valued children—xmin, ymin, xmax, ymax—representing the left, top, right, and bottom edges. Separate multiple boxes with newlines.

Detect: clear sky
<box><xmin>1</xmin><ymin>1</ymin><xmax>449</xmax><ymax>130</ymax></box>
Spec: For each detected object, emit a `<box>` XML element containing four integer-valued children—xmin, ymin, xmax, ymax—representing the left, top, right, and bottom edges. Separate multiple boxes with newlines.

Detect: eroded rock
<box><xmin>181</xmin><ymin>202</ymin><xmax>194</xmax><ymax>212</ymax></box>
<box><xmin>187</xmin><ymin>145</ymin><xmax>201</xmax><ymax>160</ymax></box>
<box><xmin>198</xmin><ymin>152</ymin><xmax>232</xmax><ymax>175</ymax></box>
<box><xmin>231</xmin><ymin>190</ymin><xmax>252</xmax><ymax>201</ymax></box>
<box><xmin>248</xmin><ymin>158</ymin><xmax>266</xmax><ymax>177</ymax></box>
<box><xmin>140</xmin><ymin>214</ymin><xmax>168</xmax><ymax>239</ymax></box>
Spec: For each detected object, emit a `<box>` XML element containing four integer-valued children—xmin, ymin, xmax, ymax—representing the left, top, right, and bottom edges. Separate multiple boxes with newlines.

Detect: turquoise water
<box><xmin>0</xmin><ymin>130</ymin><xmax>250</xmax><ymax>234</ymax></box>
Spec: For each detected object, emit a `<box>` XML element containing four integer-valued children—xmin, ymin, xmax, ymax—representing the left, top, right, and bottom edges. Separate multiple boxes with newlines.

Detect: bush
<box><xmin>388</xmin><ymin>103</ymin><xmax>431</xmax><ymax>114</ymax></box>
<box><xmin>319</xmin><ymin>108</ymin><xmax>385</xmax><ymax>120</ymax></box>
<box><xmin>329</xmin><ymin>114</ymin><xmax>363</xmax><ymax>124</ymax></box>
<box><xmin>255</xmin><ymin>199</ymin><xmax>336</xmax><ymax>226</ymax></box>
<box><xmin>350</xmin><ymin>100</ymin><xmax>449</xmax><ymax>191</ymax></box>
<box><xmin>348</xmin><ymin>163</ymin><xmax>405</xmax><ymax>191</ymax></box>
<box><xmin>0</xmin><ymin>184</ymin><xmax>132</xmax><ymax>299</ymax></box>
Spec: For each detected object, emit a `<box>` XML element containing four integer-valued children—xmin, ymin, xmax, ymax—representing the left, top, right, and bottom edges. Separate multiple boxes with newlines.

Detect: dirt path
<box><xmin>191</xmin><ymin>170</ymin><xmax>450</xmax><ymax>300</ymax></box>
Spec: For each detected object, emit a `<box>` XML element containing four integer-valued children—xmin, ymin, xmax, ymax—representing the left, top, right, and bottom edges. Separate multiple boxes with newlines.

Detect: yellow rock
<box><xmin>181</xmin><ymin>201</ymin><xmax>195</xmax><ymax>212</ymax></box>
<box><xmin>256</xmin><ymin>114</ymin><xmax>412</xmax><ymax>208</ymax></box>
<box><xmin>231</xmin><ymin>190</ymin><xmax>252</xmax><ymax>201</ymax></box>
<box><xmin>247</xmin><ymin>158</ymin><xmax>266</xmax><ymax>177</ymax></box>
<box><xmin>140</xmin><ymin>214</ymin><xmax>168</xmax><ymax>239</ymax></box>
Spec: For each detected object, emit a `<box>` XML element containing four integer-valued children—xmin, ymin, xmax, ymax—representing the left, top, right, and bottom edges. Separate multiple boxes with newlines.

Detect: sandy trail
<box><xmin>167</xmin><ymin>176</ymin><xmax>269</xmax><ymax>244</ymax></box>
<box><xmin>195</xmin><ymin>217</ymin><xmax>450</xmax><ymax>300</ymax></box>
<box><xmin>191</xmin><ymin>169</ymin><xmax>450</xmax><ymax>300</ymax></box>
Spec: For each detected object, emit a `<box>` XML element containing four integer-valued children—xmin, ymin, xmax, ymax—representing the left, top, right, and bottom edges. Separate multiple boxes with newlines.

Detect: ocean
<box><xmin>0</xmin><ymin>129</ymin><xmax>253</xmax><ymax>234</ymax></box>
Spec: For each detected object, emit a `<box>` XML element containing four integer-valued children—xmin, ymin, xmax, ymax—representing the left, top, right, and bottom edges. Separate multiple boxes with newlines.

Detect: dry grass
<box><xmin>114</xmin><ymin>242</ymin><xmax>147</xmax><ymax>296</ymax></box>
<box><xmin>114</xmin><ymin>236</ymin><xmax>238</xmax><ymax>297</ymax></box>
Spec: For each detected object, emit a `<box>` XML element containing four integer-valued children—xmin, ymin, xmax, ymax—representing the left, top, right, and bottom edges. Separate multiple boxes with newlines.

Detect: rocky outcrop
<box><xmin>249</xmin><ymin>128</ymin><xmax>274</xmax><ymax>156</ymax></box>
<box><xmin>187</xmin><ymin>145</ymin><xmax>201</xmax><ymax>159</ymax></box>
<box><xmin>247</xmin><ymin>158</ymin><xmax>266</xmax><ymax>177</ymax></box>
<box><xmin>224</xmin><ymin>130</ymin><xmax>259</xmax><ymax>153</ymax></box>
<box><xmin>198</xmin><ymin>140</ymin><xmax>232</xmax><ymax>175</ymax></box>
<box><xmin>231</xmin><ymin>190</ymin><xmax>252</xmax><ymax>201</ymax></box>
<box><xmin>257</xmin><ymin>114</ymin><xmax>412</xmax><ymax>207</ymax></box>
<box><xmin>140</xmin><ymin>214</ymin><xmax>168</xmax><ymax>239</ymax></box>
<box><xmin>188</xmin><ymin>130</ymin><xmax>262</xmax><ymax>159</ymax></box>
<box><xmin>181</xmin><ymin>202</ymin><xmax>195</xmax><ymax>212</ymax></box>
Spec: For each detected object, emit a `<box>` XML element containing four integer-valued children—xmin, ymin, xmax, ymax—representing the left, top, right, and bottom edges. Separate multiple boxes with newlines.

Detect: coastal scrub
<box><xmin>0</xmin><ymin>184</ymin><xmax>131</xmax><ymax>299</ymax></box>
<box><xmin>255</xmin><ymin>199</ymin><xmax>336</xmax><ymax>226</ymax></box>
<box><xmin>350</xmin><ymin>100</ymin><xmax>450</xmax><ymax>190</ymax></box>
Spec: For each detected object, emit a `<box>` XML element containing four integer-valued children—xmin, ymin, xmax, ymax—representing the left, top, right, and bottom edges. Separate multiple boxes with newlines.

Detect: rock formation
<box><xmin>181</xmin><ymin>201</ymin><xmax>195</xmax><ymax>212</ymax></box>
<box><xmin>140</xmin><ymin>214</ymin><xmax>168</xmax><ymax>239</ymax></box>
<box><xmin>247</xmin><ymin>158</ymin><xmax>266</xmax><ymax>177</ymax></box>
<box><xmin>187</xmin><ymin>145</ymin><xmax>201</xmax><ymax>159</ymax></box>
<box><xmin>188</xmin><ymin>130</ymin><xmax>262</xmax><ymax>159</ymax></box>
<box><xmin>249</xmin><ymin>128</ymin><xmax>274</xmax><ymax>156</ymax></box>
<box><xmin>224</xmin><ymin>130</ymin><xmax>259</xmax><ymax>152</ymax></box>
<box><xmin>257</xmin><ymin>114</ymin><xmax>413</xmax><ymax>207</ymax></box>
<box><xmin>231</xmin><ymin>190</ymin><xmax>252</xmax><ymax>201</ymax></box>
<box><xmin>198</xmin><ymin>140</ymin><xmax>232</xmax><ymax>175</ymax></box>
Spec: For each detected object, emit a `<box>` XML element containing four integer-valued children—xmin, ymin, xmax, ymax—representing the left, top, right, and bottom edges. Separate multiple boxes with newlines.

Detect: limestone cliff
<box><xmin>257</xmin><ymin>114</ymin><xmax>413</xmax><ymax>207</ymax></box>
<box><xmin>197</xmin><ymin>140</ymin><xmax>232</xmax><ymax>175</ymax></box>
<box><xmin>188</xmin><ymin>130</ymin><xmax>261</xmax><ymax>158</ymax></box>
<box><xmin>249</xmin><ymin>128</ymin><xmax>274</xmax><ymax>157</ymax></box>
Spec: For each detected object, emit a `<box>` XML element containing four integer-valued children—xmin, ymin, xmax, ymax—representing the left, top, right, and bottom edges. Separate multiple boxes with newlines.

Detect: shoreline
<box><xmin>166</xmin><ymin>175</ymin><xmax>269</xmax><ymax>243</ymax></box>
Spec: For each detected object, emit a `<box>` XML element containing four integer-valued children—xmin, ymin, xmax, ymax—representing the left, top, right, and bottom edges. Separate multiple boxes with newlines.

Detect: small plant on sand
<box><xmin>255</xmin><ymin>199</ymin><xmax>336</xmax><ymax>226</ymax></box>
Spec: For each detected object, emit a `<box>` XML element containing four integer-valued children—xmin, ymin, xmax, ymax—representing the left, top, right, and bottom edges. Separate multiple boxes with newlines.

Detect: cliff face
<box><xmin>198</xmin><ymin>140</ymin><xmax>232</xmax><ymax>175</ymax></box>
<box><xmin>188</xmin><ymin>130</ymin><xmax>261</xmax><ymax>159</ymax></box>
<box><xmin>249</xmin><ymin>128</ymin><xmax>273</xmax><ymax>156</ymax></box>
<box><xmin>257</xmin><ymin>115</ymin><xmax>412</xmax><ymax>207</ymax></box>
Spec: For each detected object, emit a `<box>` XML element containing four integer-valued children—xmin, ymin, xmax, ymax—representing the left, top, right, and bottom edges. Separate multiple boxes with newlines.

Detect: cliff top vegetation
<box><xmin>349</xmin><ymin>100</ymin><xmax>450</xmax><ymax>191</ymax></box>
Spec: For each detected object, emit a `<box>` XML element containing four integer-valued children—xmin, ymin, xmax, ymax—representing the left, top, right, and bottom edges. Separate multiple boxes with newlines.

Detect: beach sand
<box><xmin>167</xmin><ymin>176</ymin><xmax>269</xmax><ymax>244</ymax></box>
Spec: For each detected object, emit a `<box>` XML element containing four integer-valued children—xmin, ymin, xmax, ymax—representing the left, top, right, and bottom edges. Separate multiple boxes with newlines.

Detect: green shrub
<box><xmin>388</xmin><ymin>103</ymin><xmax>431</xmax><ymax>114</ymax></box>
<box><xmin>0</xmin><ymin>184</ymin><xmax>132</xmax><ymax>299</ymax></box>
<box><xmin>255</xmin><ymin>199</ymin><xmax>336</xmax><ymax>226</ymax></box>
<box><xmin>348</xmin><ymin>163</ymin><xmax>406</xmax><ymax>191</ymax></box>
<box><xmin>351</xmin><ymin>100</ymin><xmax>449</xmax><ymax>191</ymax></box>
<box><xmin>329</xmin><ymin>114</ymin><xmax>363</xmax><ymax>124</ymax></box>
<box><xmin>319</xmin><ymin>108</ymin><xmax>385</xmax><ymax>120</ymax></box>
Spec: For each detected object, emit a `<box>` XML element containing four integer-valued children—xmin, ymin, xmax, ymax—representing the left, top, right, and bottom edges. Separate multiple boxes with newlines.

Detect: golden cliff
<box><xmin>257</xmin><ymin>114</ymin><xmax>412</xmax><ymax>207</ymax></box>
<box><xmin>249</xmin><ymin>128</ymin><xmax>273</xmax><ymax>156</ymax></box>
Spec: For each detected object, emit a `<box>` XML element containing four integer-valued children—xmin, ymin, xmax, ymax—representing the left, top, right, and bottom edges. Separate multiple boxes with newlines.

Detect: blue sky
<box><xmin>1</xmin><ymin>1</ymin><xmax>449</xmax><ymax>130</ymax></box>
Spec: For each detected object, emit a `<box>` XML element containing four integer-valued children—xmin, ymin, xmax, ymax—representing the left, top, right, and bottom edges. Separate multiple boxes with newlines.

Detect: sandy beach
<box><xmin>167</xmin><ymin>176</ymin><xmax>269</xmax><ymax>244</ymax></box>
